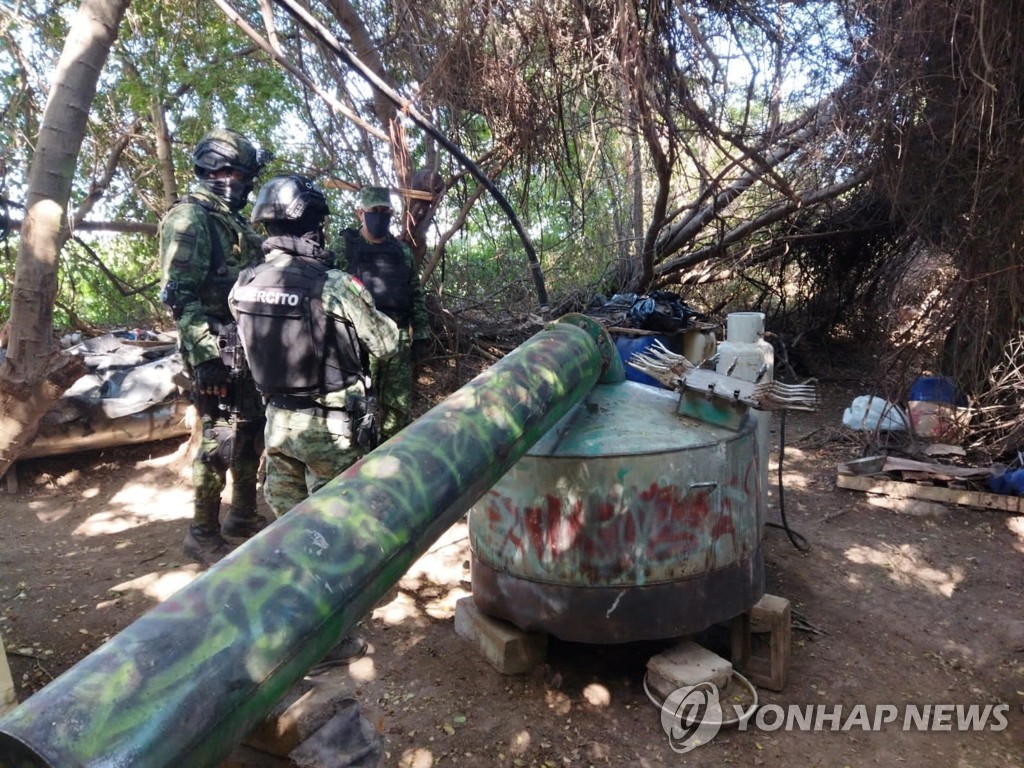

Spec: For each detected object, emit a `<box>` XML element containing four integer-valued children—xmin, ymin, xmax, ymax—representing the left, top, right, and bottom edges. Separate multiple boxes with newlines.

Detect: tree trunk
<box><xmin>0</xmin><ymin>0</ymin><xmax>129</xmax><ymax>477</ymax></box>
<box><xmin>152</xmin><ymin>98</ymin><xmax>179</xmax><ymax>210</ymax></box>
<box><xmin>402</xmin><ymin>169</ymin><xmax>446</xmax><ymax>270</ymax></box>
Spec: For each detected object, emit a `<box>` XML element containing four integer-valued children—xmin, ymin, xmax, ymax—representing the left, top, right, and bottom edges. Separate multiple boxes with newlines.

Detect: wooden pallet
<box><xmin>836</xmin><ymin>456</ymin><xmax>1024</xmax><ymax>514</ymax></box>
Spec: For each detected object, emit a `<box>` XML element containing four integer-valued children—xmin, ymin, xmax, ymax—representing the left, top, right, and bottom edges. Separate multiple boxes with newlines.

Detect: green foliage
<box><xmin>55</xmin><ymin>235</ymin><xmax>164</xmax><ymax>332</ymax></box>
<box><xmin>0</xmin><ymin>0</ymin><xmax>877</xmax><ymax>350</ymax></box>
<box><xmin>1</xmin><ymin>0</ymin><xmax>306</xmax><ymax>333</ymax></box>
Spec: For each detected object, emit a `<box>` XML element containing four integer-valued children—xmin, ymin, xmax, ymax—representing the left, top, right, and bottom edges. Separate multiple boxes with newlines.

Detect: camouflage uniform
<box><xmin>232</xmin><ymin>247</ymin><xmax>399</xmax><ymax>517</ymax></box>
<box><xmin>339</xmin><ymin>194</ymin><xmax>429</xmax><ymax>440</ymax></box>
<box><xmin>159</xmin><ymin>187</ymin><xmax>266</xmax><ymax>559</ymax></box>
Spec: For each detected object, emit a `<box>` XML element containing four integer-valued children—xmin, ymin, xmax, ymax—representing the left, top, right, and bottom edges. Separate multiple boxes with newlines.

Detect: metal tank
<box><xmin>469</xmin><ymin>379</ymin><xmax>765</xmax><ymax>643</ymax></box>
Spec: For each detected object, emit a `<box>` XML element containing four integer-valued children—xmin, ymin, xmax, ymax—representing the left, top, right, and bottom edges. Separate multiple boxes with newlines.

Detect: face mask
<box><xmin>202</xmin><ymin>177</ymin><xmax>253</xmax><ymax>211</ymax></box>
<box><xmin>363</xmin><ymin>210</ymin><xmax>392</xmax><ymax>239</ymax></box>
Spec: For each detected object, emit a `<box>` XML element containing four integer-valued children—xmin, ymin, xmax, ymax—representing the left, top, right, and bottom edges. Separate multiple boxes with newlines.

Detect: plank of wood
<box><xmin>880</xmin><ymin>456</ymin><xmax>994</xmax><ymax>479</ymax></box>
<box><xmin>836</xmin><ymin>474</ymin><xmax>1024</xmax><ymax>514</ymax></box>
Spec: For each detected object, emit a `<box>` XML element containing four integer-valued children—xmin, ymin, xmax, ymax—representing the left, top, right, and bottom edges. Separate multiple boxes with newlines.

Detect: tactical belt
<box><xmin>268</xmin><ymin>394</ymin><xmax>348</xmax><ymax>420</ymax></box>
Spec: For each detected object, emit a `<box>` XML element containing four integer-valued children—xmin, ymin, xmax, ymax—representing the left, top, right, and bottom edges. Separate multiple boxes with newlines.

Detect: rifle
<box><xmin>210</xmin><ymin>318</ymin><xmax>249</xmax><ymax>424</ymax></box>
<box><xmin>349</xmin><ymin>386</ymin><xmax>380</xmax><ymax>450</ymax></box>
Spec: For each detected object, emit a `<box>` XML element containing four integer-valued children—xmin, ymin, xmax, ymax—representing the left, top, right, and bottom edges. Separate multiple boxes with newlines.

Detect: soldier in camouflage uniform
<box><xmin>231</xmin><ymin>174</ymin><xmax>399</xmax><ymax>669</ymax></box>
<box><xmin>338</xmin><ymin>186</ymin><xmax>429</xmax><ymax>440</ymax></box>
<box><xmin>231</xmin><ymin>174</ymin><xmax>399</xmax><ymax>517</ymax></box>
<box><xmin>158</xmin><ymin>128</ymin><xmax>271</xmax><ymax>567</ymax></box>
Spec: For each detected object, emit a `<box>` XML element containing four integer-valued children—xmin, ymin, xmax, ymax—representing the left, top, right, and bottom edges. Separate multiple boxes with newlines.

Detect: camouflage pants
<box><xmin>373</xmin><ymin>333</ymin><xmax>413</xmax><ymax>441</ymax></box>
<box><xmin>192</xmin><ymin>383</ymin><xmax>264</xmax><ymax>527</ymax></box>
<box><xmin>262</xmin><ymin>403</ymin><xmax>363</xmax><ymax>518</ymax></box>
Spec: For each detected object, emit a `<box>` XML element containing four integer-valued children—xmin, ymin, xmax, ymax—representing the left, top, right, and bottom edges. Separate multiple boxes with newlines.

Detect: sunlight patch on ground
<box><xmin>108</xmin><ymin>482</ymin><xmax>191</xmax><ymax>516</ymax></box>
<box><xmin>73</xmin><ymin>483</ymin><xmax>191</xmax><ymax>535</ymax></box>
<box><xmin>34</xmin><ymin>502</ymin><xmax>78</xmax><ymax>522</ymax></box>
<box><xmin>546</xmin><ymin>688</ymin><xmax>572</xmax><ymax>715</ymax></box>
<box><xmin>777</xmin><ymin>445</ymin><xmax>808</xmax><ymax>460</ymax></box>
<box><xmin>403</xmin><ymin>522</ymin><xmax>470</xmax><ymax>580</ymax></box>
<box><xmin>395</xmin><ymin>578</ymin><xmax>472</xmax><ymax>620</ymax></box>
<box><xmin>510</xmin><ymin>729</ymin><xmax>531</xmax><ymax>754</ymax></box>
<box><xmin>374</xmin><ymin>592</ymin><xmax>420</xmax><ymax>626</ymax></box>
<box><xmin>372</xmin><ymin>581</ymin><xmax>473</xmax><ymax>624</ymax></box>
<box><xmin>379</xmin><ymin>521</ymin><xmax>472</xmax><ymax>621</ymax></box>
<box><xmin>582</xmin><ymin>683</ymin><xmax>611</xmax><ymax>707</ymax></box>
<box><xmin>137</xmin><ymin>437</ymin><xmax>193</xmax><ymax>469</ymax></box>
<box><xmin>107</xmin><ymin>567</ymin><xmax>202</xmax><ymax>603</ymax></box>
<box><xmin>778</xmin><ymin>469</ymin><xmax>811</xmax><ymax>489</ymax></box>
<box><xmin>1008</xmin><ymin>516</ymin><xmax>1024</xmax><ymax>554</ymax></box>
<box><xmin>844</xmin><ymin>544</ymin><xmax>964</xmax><ymax>597</ymax></box>
<box><xmin>346</xmin><ymin>653</ymin><xmax>377</xmax><ymax>682</ymax></box>
<box><xmin>398</xmin><ymin>747</ymin><xmax>434</xmax><ymax>767</ymax></box>
<box><xmin>864</xmin><ymin>496</ymin><xmax>949</xmax><ymax>516</ymax></box>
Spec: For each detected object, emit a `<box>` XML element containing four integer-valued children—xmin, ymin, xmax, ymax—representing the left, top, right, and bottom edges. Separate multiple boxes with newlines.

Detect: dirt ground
<box><xmin>1</xmin><ymin>355</ymin><xmax>1022</xmax><ymax>767</ymax></box>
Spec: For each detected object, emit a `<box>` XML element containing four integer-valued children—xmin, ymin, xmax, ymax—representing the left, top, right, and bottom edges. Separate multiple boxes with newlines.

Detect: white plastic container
<box><xmin>716</xmin><ymin>312</ymin><xmax>774</xmax><ymax>382</ymax></box>
<box><xmin>716</xmin><ymin>312</ymin><xmax>773</xmax><ymax>513</ymax></box>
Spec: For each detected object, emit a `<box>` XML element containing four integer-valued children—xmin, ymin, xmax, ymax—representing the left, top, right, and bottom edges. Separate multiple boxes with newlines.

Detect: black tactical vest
<box><xmin>341</xmin><ymin>229</ymin><xmax>412</xmax><ymax>324</ymax></box>
<box><xmin>233</xmin><ymin>254</ymin><xmax>363</xmax><ymax>395</ymax></box>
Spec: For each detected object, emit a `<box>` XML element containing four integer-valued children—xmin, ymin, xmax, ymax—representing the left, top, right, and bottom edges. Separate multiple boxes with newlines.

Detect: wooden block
<box><xmin>243</xmin><ymin>678</ymin><xmax>354</xmax><ymax>757</ymax></box>
<box><xmin>730</xmin><ymin>594</ymin><xmax>791</xmax><ymax>692</ymax></box>
<box><xmin>730</xmin><ymin>611</ymin><xmax>751</xmax><ymax>677</ymax></box>
<box><xmin>454</xmin><ymin>597</ymin><xmax>547</xmax><ymax>675</ymax></box>
<box><xmin>3</xmin><ymin>463</ymin><xmax>18</xmax><ymax>494</ymax></box>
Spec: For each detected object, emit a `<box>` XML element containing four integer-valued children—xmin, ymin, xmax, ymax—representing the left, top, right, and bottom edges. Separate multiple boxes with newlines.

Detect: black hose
<box><xmin>765</xmin><ymin>409</ymin><xmax>811</xmax><ymax>551</ymax></box>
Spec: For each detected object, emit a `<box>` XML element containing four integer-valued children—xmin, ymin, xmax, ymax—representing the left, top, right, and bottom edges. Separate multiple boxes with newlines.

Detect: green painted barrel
<box><xmin>469</xmin><ymin>380</ymin><xmax>765</xmax><ymax>643</ymax></box>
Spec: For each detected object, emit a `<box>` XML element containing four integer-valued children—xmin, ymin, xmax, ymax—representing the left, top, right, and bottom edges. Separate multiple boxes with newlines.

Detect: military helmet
<box><xmin>251</xmin><ymin>174</ymin><xmax>330</xmax><ymax>225</ymax></box>
<box><xmin>192</xmin><ymin>129</ymin><xmax>267</xmax><ymax>178</ymax></box>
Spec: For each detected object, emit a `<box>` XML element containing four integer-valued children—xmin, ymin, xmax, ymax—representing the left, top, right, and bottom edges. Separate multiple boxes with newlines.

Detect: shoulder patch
<box><xmin>343</xmin><ymin>273</ymin><xmax>375</xmax><ymax>303</ymax></box>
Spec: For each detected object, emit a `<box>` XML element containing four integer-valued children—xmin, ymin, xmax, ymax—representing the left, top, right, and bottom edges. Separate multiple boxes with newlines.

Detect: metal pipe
<box><xmin>0</xmin><ymin>315</ymin><xmax>622</xmax><ymax>768</ymax></box>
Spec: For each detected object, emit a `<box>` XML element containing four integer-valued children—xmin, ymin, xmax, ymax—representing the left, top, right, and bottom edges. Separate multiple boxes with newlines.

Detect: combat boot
<box><xmin>221</xmin><ymin>507</ymin><xmax>270</xmax><ymax>539</ymax></box>
<box><xmin>183</xmin><ymin>525</ymin><xmax>234</xmax><ymax>567</ymax></box>
<box><xmin>222</xmin><ymin>482</ymin><xmax>268</xmax><ymax>539</ymax></box>
<box><xmin>307</xmin><ymin>635</ymin><xmax>368</xmax><ymax>676</ymax></box>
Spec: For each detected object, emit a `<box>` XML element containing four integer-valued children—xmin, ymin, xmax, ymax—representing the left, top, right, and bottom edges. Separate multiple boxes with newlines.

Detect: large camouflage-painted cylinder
<box><xmin>0</xmin><ymin>315</ymin><xmax>621</xmax><ymax>768</ymax></box>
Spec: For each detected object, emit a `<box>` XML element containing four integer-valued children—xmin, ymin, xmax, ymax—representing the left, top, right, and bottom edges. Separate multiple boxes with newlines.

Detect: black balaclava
<box><xmin>363</xmin><ymin>210</ymin><xmax>392</xmax><ymax>239</ymax></box>
<box><xmin>201</xmin><ymin>174</ymin><xmax>253</xmax><ymax>211</ymax></box>
<box><xmin>264</xmin><ymin>216</ymin><xmax>331</xmax><ymax>261</ymax></box>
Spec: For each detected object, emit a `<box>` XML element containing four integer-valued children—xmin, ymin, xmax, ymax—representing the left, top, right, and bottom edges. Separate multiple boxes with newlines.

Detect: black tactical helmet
<box><xmin>192</xmin><ymin>128</ymin><xmax>269</xmax><ymax>179</ymax></box>
<box><xmin>251</xmin><ymin>174</ymin><xmax>330</xmax><ymax>226</ymax></box>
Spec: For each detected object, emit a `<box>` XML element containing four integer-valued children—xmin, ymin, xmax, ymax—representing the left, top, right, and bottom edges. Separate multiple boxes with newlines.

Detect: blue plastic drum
<box><xmin>612</xmin><ymin>334</ymin><xmax>668</xmax><ymax>388</ymax></box>
<box><xmin>909</xmin><ymin>376</ymin><xmax>957</xmax><ymax>404</ymax></box>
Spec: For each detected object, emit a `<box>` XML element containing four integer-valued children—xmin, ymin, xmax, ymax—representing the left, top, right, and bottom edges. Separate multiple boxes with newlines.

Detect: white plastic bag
<box><xmin>842</xmin><ymin>395</ymin><xmax>909</xmax><ymax>431</ymax></box>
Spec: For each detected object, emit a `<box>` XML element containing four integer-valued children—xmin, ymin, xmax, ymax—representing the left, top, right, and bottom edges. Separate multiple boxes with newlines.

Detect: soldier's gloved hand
<box><xmin>194</xmin><ymin>358</ymin><xmax>230</xmax><ymax>397</ymax></box>
<box><xmin>411</xmin><ymin>339</ymin><xmax>430</xmax><ymax>363</ymax></box>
